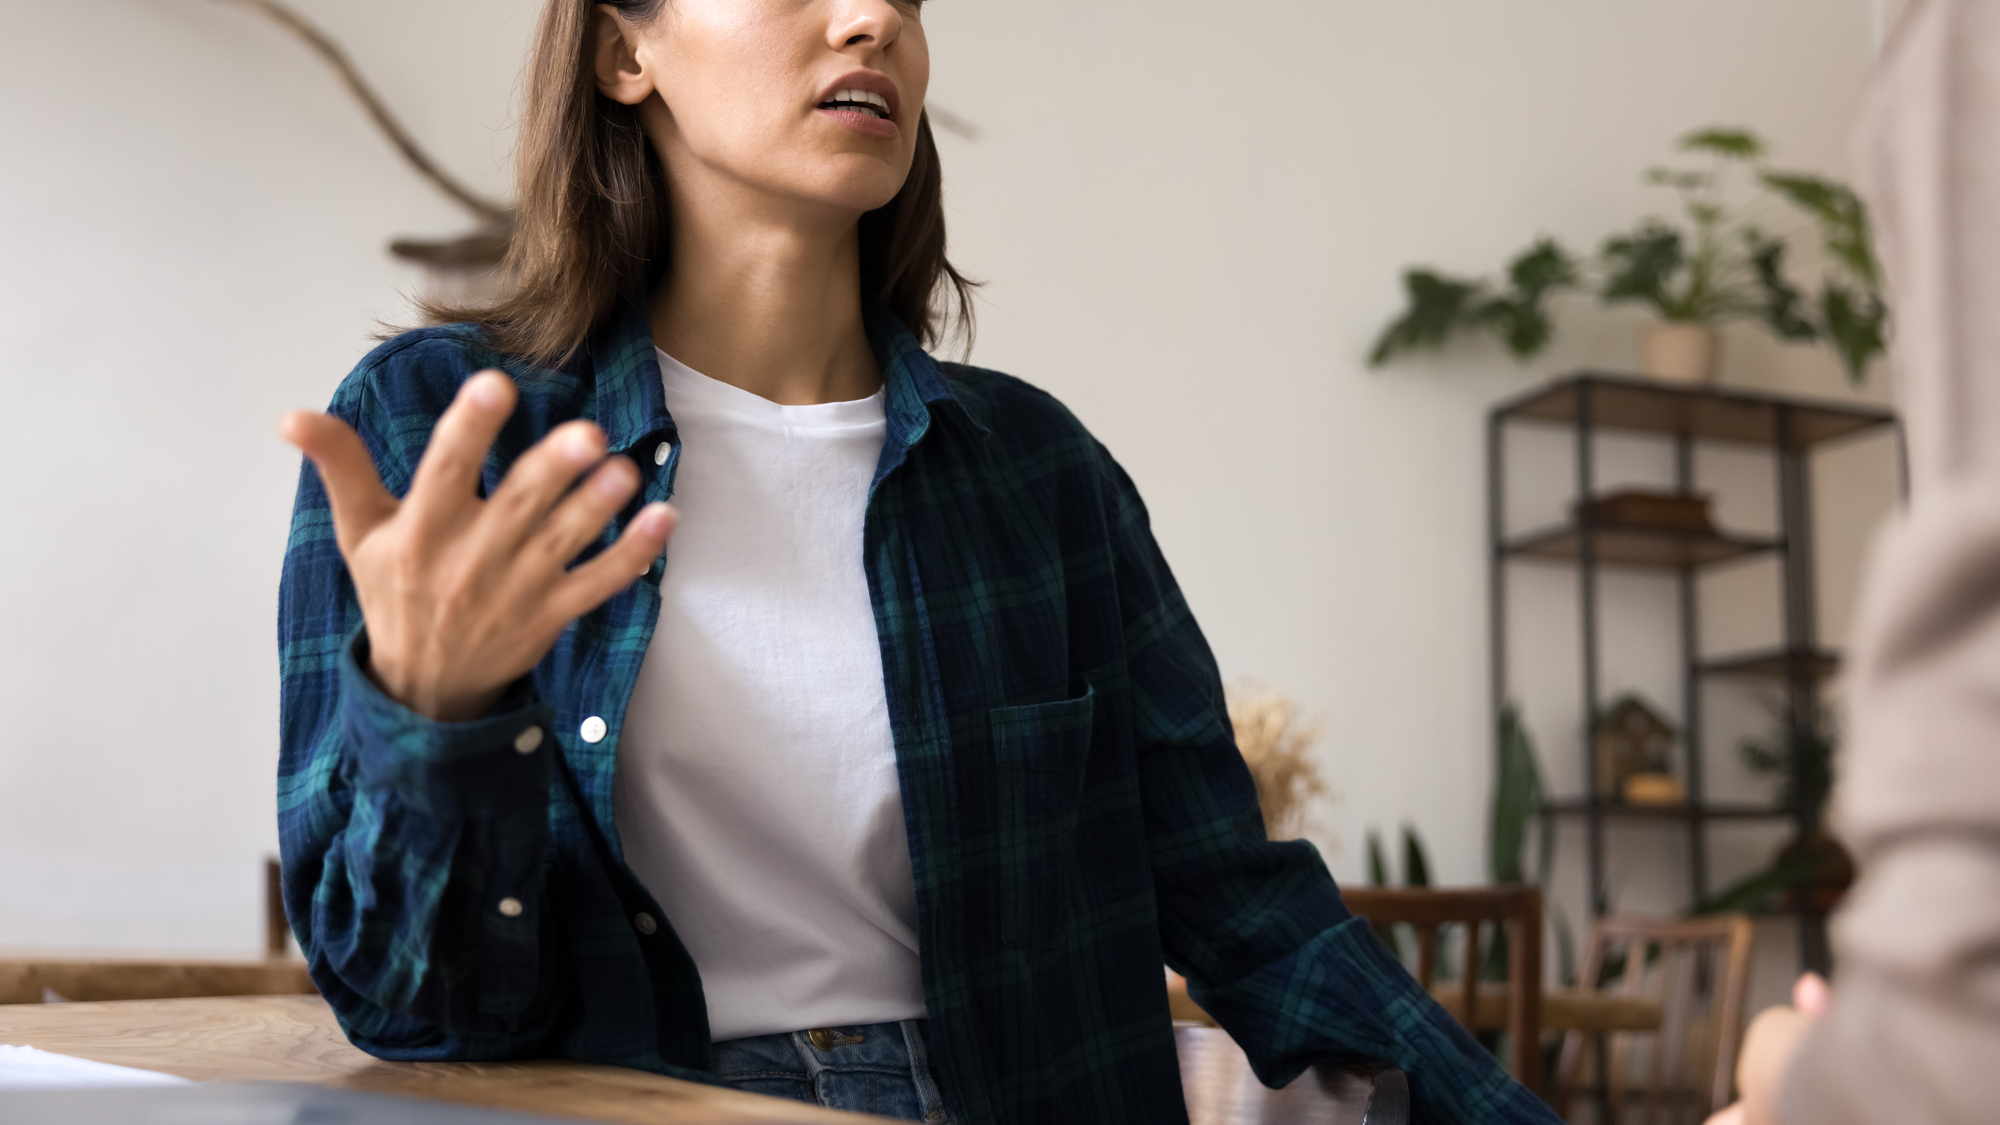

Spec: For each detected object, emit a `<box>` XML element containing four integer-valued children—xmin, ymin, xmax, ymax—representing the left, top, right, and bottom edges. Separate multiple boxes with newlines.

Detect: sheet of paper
<box><xmin>0</xmin><ymin>1044</ymin><xmax>193</xmax><ymax>1090</ymax></box>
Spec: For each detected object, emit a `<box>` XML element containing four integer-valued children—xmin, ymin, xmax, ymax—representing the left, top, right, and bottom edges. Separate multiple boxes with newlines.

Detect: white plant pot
<box><xmin>1642</xmin><ymin>321</ymin><xmax>1721</xmax><ymax>385</ymax></box>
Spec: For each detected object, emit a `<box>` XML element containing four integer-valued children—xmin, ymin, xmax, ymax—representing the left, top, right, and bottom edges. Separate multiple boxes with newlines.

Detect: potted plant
<box><xmin>1696</xmin><ymin>706</ymin><xmax>1853</xmax><ymax>915</ymax></box>
<box><xmin>1369</xmin><ymin>129</ymin><xmax>1890</xmax><ymax>386</ymax></box>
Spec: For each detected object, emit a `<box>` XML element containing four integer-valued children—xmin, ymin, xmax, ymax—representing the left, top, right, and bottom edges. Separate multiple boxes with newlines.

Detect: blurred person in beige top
<box><xmin>1709</xmin><ymin>2</ymin><xmax>2000</xmax><ymax>1123</ymax></box>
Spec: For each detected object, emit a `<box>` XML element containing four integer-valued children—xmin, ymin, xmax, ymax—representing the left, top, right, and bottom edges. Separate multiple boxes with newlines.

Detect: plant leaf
<box><xmin>1369</xmin><ymin>269</ymin><xmax>1490</xmax><ymax>366</ymax></box>
<box><xmin>1491</xmin><ymin>705</ymin><xmax>1544</xmax><ymax>885</ymax></box>
<box><xmin>1681</xmin><ymin>128</ymin><xmax>1767</xmax><ymax>161</ymax></box>
<box><xmin>1761</xmin><ymin>173</ymin><xmax>1882</xmax><ymax>286</ymax></box>
<box><xmin>1508</xmin><ymin>239</ymin><xmax>1579</xmax><ymax>299</ymax></box>
<box><xmin>1751</xmin><ymin>239</ymin><xmax>1820</xmax><ymax>341</ymax></box>
<box><xmin>1363</xmin><ymin>828</ymin><xmax>1409</xmax><ymax>965</ymax></box>
<box><xmin>1646</xmin><ymin>167</ymin><xmax>1710</xmax><ymax>191</ymax></box>
<box><xmin>1466</xmin><ymin>240</ymin><xmax>1578</xmax><ymax>359</ymax></box>
<box><xmin>1739</xmin><ymin>735</ymin><xmax>1784</xmax><ymax>776</ymax></box>
<box><xmin>1823</xmin><ymin>283</ymin><xmax>1889</xmax><ymax>385</ymax></box>
<box><xmin>1402</xmin><ymin>824</ymin><xmax>1433</xmax><ymax>888</ymax></box>
<box><xmin>1691</xmin><ymin>852</ymin><xmax>1821</xmax><ymax>915</ymax></box>
<box><xmin>1601</xmin><ymin>224</ymin><xmax>1686</xmax><ymax>317</ymax></box>
<box><xmin>1549</xmin><ymin>898</ymin><xmax>1578</xmax><ymax>988</ymax></box>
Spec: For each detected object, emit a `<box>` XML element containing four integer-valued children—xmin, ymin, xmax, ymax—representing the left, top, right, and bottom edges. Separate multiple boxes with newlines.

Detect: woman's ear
<box><xmin>592</xmin><ymin>4</ymin><xmax>653</xmax><ymax>106</ymax></box>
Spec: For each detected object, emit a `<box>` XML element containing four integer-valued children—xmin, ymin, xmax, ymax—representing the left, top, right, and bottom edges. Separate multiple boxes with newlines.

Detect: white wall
<box><xmin>0</xmin><ymin>0</ymin><xmax>1894</xmax><ymax>1011</ymax></box>
<box><xmin>918</xmin><ymin>0</ymin><xmax>1896</xmax><ymax>1009</ymax></box>
<box><xmin>0</xmin><ymin>0</ymin><xmax>541</xmax><ymax>953</ymax></box>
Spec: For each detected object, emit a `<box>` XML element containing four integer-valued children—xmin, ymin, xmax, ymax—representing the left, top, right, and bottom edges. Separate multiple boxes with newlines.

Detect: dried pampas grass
<box><xmin>1226</xmin><ymin>684</ymin><xmax>1331</xmax><ymax>841</ymax></box>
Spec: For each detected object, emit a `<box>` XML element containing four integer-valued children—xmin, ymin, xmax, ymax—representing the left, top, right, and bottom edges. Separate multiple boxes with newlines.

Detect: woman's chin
<box><xmin>786</xmin><ymin>159</ymin><xmax>913</xmax><ymax>215</ymax></box>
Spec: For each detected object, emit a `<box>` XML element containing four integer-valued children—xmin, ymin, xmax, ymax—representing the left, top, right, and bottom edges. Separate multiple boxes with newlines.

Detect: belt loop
<box><xmin>901</xmin><ymin>1019</ymin><xmax>950</xmax><ymax>1123</ymax></box>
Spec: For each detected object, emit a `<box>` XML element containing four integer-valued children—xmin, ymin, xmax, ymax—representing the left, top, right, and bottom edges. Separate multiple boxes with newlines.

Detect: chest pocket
<box><xmin>991</xmin><ymin>683</ymin><xmax>1095</xmax><ymax>948</ymax></box>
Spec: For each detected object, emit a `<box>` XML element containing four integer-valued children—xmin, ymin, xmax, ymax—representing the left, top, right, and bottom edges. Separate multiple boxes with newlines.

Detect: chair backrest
<box><xmin>1337</xmin><ymin>886</ymin><xmax>1544</xmax><ymax>1096</ymax></box>
<box><xmin>1177</xmin><ymin>1025</ymin><xmax>1409</xmax><ymax>1125</ymax></box>
<box><xmin>266</xmin><ymin>856</ymin><xmax>289</xmax><ymax>958</ymax></box>
<box><xmin>1553</xmin><ymin>914</ymin><xmax>1755</xmax><ymax>1124</ymax></box>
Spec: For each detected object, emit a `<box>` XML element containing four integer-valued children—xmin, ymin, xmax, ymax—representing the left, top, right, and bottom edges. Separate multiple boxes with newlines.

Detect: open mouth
<box><xmin>817</xmin><ymin>89</ymin><xmax>893</xmax><ymax>121</ymax></box>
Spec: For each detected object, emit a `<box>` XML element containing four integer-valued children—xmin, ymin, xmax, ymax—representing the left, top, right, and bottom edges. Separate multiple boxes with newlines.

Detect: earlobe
<box><xmin>590</xmin><ymin>4</ymin><xmax>653</xmax><ymax>106</ymax></box>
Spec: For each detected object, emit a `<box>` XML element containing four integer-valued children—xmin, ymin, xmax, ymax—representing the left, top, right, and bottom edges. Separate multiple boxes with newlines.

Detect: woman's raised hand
<box><xmin>280</xmin><ymin>370</ymin><xmax>677</xmax><ymax>722</ymax></box>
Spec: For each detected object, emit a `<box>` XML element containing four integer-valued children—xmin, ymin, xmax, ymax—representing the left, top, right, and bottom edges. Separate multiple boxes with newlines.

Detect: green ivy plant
<box><xmin>1691</xmin><ymin>706</ymin><xmax>1841</xmax><ymax>916</ymax></box>
<box><xmin>1369</xmin><ymin>129</ymin><xmax>1889</xmax><ymax>384</ymax></box>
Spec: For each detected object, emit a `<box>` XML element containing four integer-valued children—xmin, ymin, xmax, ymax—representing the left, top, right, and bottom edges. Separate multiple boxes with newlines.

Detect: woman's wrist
<box><xmin>357</xmin><ymin>631</ymin><xmax>507</xmax><ymax>723</ymax></box>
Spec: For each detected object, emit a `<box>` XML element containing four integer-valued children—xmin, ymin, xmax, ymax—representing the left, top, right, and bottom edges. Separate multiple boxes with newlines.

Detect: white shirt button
<box><xmin>498</xmin><ymin>897</ymin><xmax>524</xmax><ymax>917</ymax></box>
<box><xmin>633</xmin><ymin>912</ymin><xmax>658</xmax><ymax>936</ymax></box>
<box><xmin>512</xmin><ymin>726</ymin><xmax>544</xmax><ymax>755</ymax></box>
<box><xmin>580</xmin><ymin>716</ymin><xmax>608</xmax><ymax>744</ymax></box>
<box><xmin>653</xmin><ymin>442</ymin><xmax>673</xmax><ymax>466</ymax></box>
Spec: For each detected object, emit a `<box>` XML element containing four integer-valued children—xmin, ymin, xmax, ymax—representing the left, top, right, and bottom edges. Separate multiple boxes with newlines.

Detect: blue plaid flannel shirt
<box><xmin>276</xmin><ymin>295</ymin><xmax>1559</xmax><ymax>1125</ymax></box>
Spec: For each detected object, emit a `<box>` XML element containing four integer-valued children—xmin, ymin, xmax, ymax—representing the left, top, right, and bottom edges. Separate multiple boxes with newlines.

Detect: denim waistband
<box><xmin>711</xmin><ymin>1019</ymin><xmax>949</xmax><ymax>1123</ymax></box>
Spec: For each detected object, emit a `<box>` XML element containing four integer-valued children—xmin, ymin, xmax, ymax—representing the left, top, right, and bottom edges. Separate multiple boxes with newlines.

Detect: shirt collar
<box><xmin>583</xmin><ymin>290</ymin><xmax>987</xmax><ymax>455</ymax></box>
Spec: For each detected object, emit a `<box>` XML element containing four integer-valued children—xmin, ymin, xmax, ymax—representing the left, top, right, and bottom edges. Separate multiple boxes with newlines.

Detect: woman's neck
<box><xmin>648</xmin><ymin>192</ymin><xmax>882</xmax><ymax>407</ymax></box>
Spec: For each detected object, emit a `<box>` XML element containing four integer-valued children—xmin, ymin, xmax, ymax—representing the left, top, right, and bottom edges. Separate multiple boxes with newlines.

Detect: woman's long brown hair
<box><xmin>419</xmin><ymin>0</ymin><xmax>975</xmax><ymax>367</ymax></box>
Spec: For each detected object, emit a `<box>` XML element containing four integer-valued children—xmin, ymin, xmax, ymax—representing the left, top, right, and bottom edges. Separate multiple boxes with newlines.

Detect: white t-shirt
<box><xmin>613</xmin><ymin>349</ymin><xmax>925</xmax><ymax>1041</ymax></box>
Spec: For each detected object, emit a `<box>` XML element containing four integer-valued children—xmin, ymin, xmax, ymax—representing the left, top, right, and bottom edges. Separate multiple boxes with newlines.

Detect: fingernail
<box><xmin>640</xmin><ymin>503</ymin><xmax>675</xmax><ymax>534</ymax></box>
<box><xmin>595</xmin><ymin>463</ymin><xmax>633</xmax><ymax>497</ymax></box>
<box><xmin>564</xmin><ymin>427</ymin><xmax>601</xmax><ymax>463</ymax></box>
<box><xmin>469</xmin><ymin>373</ymin><xmax>508</xmax><ymax>409</ymax></box>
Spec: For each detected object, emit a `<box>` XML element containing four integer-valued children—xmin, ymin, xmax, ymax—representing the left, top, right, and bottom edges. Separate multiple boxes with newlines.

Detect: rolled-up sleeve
<box><xmin>1098</xmin><ymin>447</ymin><xmax>1560</xmax><ymax>1125</ymax></box>
<box><xmin>277</xmin><ymin>346</ymin><xmax>571</xmax><ymax>1057</ymax></box>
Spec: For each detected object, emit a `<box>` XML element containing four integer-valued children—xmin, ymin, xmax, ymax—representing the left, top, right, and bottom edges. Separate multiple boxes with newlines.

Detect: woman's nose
<box><xmin>827</xmin><ymin>0</ymin><xmax>904</xmax><ymax>52</ymax></box>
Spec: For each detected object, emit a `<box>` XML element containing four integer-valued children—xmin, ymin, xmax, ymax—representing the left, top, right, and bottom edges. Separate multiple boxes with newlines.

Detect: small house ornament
<box><xmin>1594</xmin><ymin>695</ymin><xmax>1678</xmax><ymax>803</ymax></box>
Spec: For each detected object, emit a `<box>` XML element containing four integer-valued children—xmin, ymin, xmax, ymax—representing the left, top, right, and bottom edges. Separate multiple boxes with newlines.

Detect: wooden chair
<box><xmin>0</xmin><ymin>857</ymin><xmax>313</xmax><ymax>1005</ymax></box>
<box><xmin>1338</xmin><ymin>886</ymin><xmax>1544</xmax><ymax>1097</ymax></box>
<box><xmin>1177</xmin><ymin>1024</ymin><xmax>1409</xmax><ymax>1125</ymax></box>
<box><xmin>1552</xmin><ymin>914</ymin><xmax>1755</xmax><ymax>1125</ymax></box>
<box><xmin>266</xmin><ymin>855</ymin><xmax>290</xmax><ymax>957</ymax></box>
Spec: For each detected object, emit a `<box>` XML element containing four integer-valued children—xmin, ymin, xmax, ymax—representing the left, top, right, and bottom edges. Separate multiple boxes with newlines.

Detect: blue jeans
<box><xmin>711</xmin><ymin>1019</ymin><xmax>952</xmax><ymax>1123</ymax></box>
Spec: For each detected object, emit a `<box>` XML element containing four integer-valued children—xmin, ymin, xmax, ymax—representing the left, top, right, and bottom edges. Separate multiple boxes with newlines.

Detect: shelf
<box><xmin>1542</xmin><ymin>799</ymin><xmax>1793</xmax><ymax>821</ymax></box>
<box><xmin>1504</xmin><ymin>524</ymin><xmax>1780</xmax><ymax>569</ymax></box>
<box><xmin>1494</xmin><ymin>373</ymin><xmax>1897</xmax><ymax>449</ymax></box>
<box><xmin>1698</xmin><ymin>647</ymin><xmax>1842</xmax><ymax>680</ymax></box>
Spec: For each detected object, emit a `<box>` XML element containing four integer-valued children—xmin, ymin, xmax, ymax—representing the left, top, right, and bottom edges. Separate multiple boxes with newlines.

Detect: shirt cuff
<box><xmin>339</xmin><ymin>628</ymin><xmax>555</xmax><ymax>821</ymax></box>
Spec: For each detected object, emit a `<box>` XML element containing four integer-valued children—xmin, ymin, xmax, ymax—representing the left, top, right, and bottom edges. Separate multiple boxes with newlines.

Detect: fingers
<box><xmin>1702</xmin><ymin>1105</ymin><xmax>1746</xmax><ymax>1125</ymax></box>
<box><xmin>406</xmin><ymin>371</ymin><xmax>517</xmax><ymax>523</ymax></box>
<box><xmin>522</xmin><ymin>454</ymin><xmax>641</xmax><ymax>568</ymax></box>
<box><xmin>544</xmin><ymin>503</ymin><xmax>677</xmax><ymax>624</ymax></box>
<box><xmin>479</xmin><ymin>419</ymin><xmax>610</xmax><ymax>552</ymax></box>
<box><xmin>1793</xmin><ymin>972</ymin><xmax>1831</xmax><ymax>1017</ymax></box>
<box><xmin>279</xmin><ymin>411</ymin><xmax>398</xmax><ymax>556</ymax></box>
<box><xmin>1735</xmin><ymin>1006</ymin><xmax>1814</xmax><ymax>1125</ymax></box>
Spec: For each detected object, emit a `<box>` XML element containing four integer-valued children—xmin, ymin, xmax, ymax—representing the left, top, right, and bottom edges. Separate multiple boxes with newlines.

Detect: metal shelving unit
<box><xmin>1487</xmin><ymin>373</ymin><xmax>1900</xmax><ymax>975</ymax></box>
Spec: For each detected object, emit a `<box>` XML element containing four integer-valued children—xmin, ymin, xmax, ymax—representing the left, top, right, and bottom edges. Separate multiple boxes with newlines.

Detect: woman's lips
<box><xmin>817</xmin><ymin>107</ymin><xmax>899</xmax><ymax>140</ymax></box>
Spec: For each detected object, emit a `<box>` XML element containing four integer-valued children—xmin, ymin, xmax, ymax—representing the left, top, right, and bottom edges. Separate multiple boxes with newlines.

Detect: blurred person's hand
<box><xmin>1702</xmin><ymin>972</ymin><xmax>1832</xmax><ymax>1125</ymax></box>
<box><xmin>280</xmin><ymin>370</ymin><xmax>677</xmax><ymax>722</ymax></box>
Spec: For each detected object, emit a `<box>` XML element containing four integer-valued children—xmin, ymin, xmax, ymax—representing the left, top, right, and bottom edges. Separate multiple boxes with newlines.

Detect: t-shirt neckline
<box><xmin>656</xmin><ymin>347</ymin><xmax>885</xmax><ymax>428</ymax></box>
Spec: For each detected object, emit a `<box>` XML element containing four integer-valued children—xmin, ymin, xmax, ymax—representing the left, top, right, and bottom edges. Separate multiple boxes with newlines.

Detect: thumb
<box><xmin>280</xmin><ymin>411</ymin><xmax>399</xmax><ymax>556</ymax></box>
<box><xmin>1793</xmin><ymin>972</ymin><xmax>1831</xmax><ymax>1018</ymax></box>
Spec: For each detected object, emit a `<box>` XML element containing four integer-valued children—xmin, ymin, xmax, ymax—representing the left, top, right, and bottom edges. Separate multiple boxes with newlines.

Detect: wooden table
<box><xmin>0</xmin><ymin>995</ymin><xmax>895</xmax><ymax>1123</ymax></box>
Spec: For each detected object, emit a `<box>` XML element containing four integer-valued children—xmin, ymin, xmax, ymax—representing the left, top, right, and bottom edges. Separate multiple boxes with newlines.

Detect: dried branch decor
<box><xmin>1226</xmin><ymin>686</ymin><xmax>1330</xmax><ymax>841</ymax></box>
<box><xmin>211</xmin><ymin>0</ymin><xmax>516</xmax><ymax>268</ymax></box>
<box><xmin>209</xmin><ymin>1</ymin><xmax>980</xmax><ymax>272</ymax></box>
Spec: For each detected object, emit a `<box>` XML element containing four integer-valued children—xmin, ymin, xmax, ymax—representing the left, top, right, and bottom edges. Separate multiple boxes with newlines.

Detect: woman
<box><xmin>277</xmin><ymin>2</ymin><xmax>1556</xmax><ymax>1122</ymax></box>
